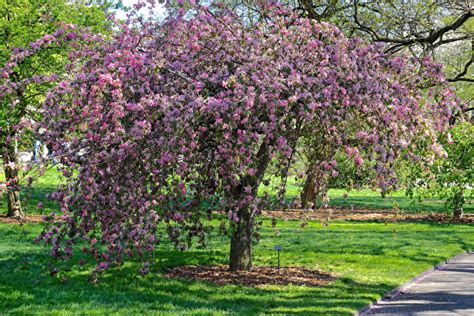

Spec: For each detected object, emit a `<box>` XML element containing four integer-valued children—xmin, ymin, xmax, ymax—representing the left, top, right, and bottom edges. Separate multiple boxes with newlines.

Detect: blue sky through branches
<box><xmin>115</xmin><ymin>0</ymin><xmax>166</xmax><ymax>20</ymax></box>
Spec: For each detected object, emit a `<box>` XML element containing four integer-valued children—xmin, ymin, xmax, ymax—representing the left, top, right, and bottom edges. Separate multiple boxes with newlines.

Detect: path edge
<box><xmin>355</xmin><ymin>249</ymin><xmax>473</xmax><ymax>316</ymax></box>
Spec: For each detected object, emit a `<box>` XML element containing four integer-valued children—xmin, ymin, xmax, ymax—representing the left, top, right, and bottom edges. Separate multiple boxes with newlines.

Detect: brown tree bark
<box><xmin>453</xmin><ymin>207</ymin><xmax>464</xmax><ymax>220</ymax></box>
<box><xmin>301</xmin><ymin>172</ymin><xmax>316</xmax><ymax>209</ymax></box>
<box><xmin>452</xmin><ymin>191</ymin><xmax>464</xmax><ymax>220</ymax></box>
<box><xmin>2</xmin><ymin>144</ymin><xmax>25</xmax><ymax>219</ymax></box>
<box><xmin>229</xmin><ymin>209</ymin><xmax>253</xmax><ymax>271</ymax></box>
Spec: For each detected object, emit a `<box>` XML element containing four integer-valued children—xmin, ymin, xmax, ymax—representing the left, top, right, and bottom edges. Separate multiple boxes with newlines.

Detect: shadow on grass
<box><xmin>2</xmin><ymin>221</ymin><xmax>473</xmax><ymax>314</ymax></box>
<box><xmin>0</xmin><ymin>245</ymin><xmax>390</xmax><ymax>315</ymax></box>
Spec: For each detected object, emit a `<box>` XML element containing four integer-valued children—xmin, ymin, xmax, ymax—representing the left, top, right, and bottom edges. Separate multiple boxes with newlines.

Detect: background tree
<box><xmin>0</xmin><ymin>0</ymin><xmax>110</xmax><ymax>218</ymax></box>
<box><xmin>406</xmin><ymin>122</ymin><xmax>473</xmax><ymax>220</ymax></box>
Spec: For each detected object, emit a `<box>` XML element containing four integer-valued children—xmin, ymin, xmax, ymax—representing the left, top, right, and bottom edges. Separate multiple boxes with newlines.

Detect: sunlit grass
<box><xmin>0</xmin><ymin>164</ymin><xmax>62</xmax><ymax>215</ymax></box>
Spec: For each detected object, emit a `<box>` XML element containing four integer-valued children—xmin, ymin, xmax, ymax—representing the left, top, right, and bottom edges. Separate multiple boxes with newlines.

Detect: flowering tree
<box><xmin>220</xmin><ymin>0</ymin><xmax>472</xmax><ymax>203</ymax></box>
<box><xmin>39</xmin><ymin>2</ymin><xmax>457</xmax><ymax>273</ymax></box>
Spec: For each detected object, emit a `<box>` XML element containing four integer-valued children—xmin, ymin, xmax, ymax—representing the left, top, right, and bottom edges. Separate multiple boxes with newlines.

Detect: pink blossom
<box><xmin>173</xmin><ymin>213</ymin><xmax>184</xmax><ymax>222</ymax></box>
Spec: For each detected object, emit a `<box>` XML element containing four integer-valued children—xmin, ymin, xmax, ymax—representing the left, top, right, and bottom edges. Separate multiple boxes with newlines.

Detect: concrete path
<box><xmin>367</xmin><ymin>252</ymin><xmax>474</xmax><ymax>315</ymax></box>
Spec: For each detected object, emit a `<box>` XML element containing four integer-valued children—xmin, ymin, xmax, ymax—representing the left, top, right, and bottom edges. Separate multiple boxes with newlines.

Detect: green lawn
<box><xmin>1</xmin><ymin>219</ymin><xmax>473</xmax><ymax>314</ymax></box>
<box><xmin>268</xmin><ymin>178</ymin><xmax>473</xmax><ymax>214</ymax></box>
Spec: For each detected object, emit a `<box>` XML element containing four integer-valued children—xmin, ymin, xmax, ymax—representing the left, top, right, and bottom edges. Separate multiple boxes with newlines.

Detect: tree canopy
<box><xmin>36</xmin><ymin>2</ymin><xmax>458</xmax><ymax>273</ymax></box>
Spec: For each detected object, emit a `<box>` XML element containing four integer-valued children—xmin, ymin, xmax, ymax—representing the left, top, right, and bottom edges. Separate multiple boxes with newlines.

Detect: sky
<box><xmin>115</xmin><ymin>0</ymin><xmax>167</xmax><ymax>20</ymax></box>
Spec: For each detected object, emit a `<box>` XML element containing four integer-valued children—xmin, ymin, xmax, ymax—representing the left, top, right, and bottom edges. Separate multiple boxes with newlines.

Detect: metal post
<box><xmin>277</xmin><ymin>250</ymin><xmax>280</xmax><ymax>272</ymax></box>
<box><xmin>275</xmin><ymin>245</ymin><xmax>282</xmax><ymax>273</ymax></box>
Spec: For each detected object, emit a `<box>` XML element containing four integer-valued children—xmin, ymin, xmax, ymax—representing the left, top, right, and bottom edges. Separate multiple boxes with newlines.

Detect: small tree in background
<box><xmin>407</xmin><ymin>122</ymin><xmax>473</xmax><ymax>219</ymax></box>
<box><xmin>0</xmin><ymin>0</ymin><xmax>109</xmax><ymax>219</ymax></box>
<box><xmin>38</xmin><ymin>2</ymin><xmax>457</xmax><ymax>273</ymax></box>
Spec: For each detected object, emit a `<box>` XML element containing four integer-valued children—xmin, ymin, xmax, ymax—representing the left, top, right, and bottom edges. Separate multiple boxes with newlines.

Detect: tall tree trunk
<box><xmin>229</xmin><ymin>209</ymin><xmax>253</xmax><ymax>271</ymax></box>
<box><xmin>301</xmin><ymin>172</ymin><xmax>316</xmax><ymax>209</ymax></box>
<box><xmin>2</xmin><ymin>144</ymin><xmax>25</xmax><ymax>219</ymax></box>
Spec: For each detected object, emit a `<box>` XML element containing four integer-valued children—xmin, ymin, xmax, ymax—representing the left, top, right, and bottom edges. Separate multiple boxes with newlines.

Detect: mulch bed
<box><xmin>165</xmin><ymin>265</ymin><xmax>336</xmax><ymax>287</ymax></box>
<box><xmin>262</xmin><ymin>208</ymin><xmax>474</xmax><ymax>224</ymax></box>
<box><xmin>1</xmin><ymin>208</ymin><xmax>473</xmax><ymax>224</ymax></box>
<box><xmin>0</xmin><ymin>214</ymin><xmax>46</xmax><ymax>224</ymax></box>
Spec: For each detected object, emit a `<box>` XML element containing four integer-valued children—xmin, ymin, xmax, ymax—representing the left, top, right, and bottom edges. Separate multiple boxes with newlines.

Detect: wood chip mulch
<box><xmin>1</xmin><ymin>208</ymin><xmax>473</xmax><ymax>224</ymax></box>
<box><xmin>263</xmin><ymin>208</ymin><xmax>474</xmax><ymax>223</ymax></box>
<box><xmin>165</xmin><ymin>265</ymin><xmax>336</xmax><ymax>287</ymax></box>
<box><xmin>0</xmin><ymin>214</ymin><xmax>45</xmax><ymax>224</ymax></box>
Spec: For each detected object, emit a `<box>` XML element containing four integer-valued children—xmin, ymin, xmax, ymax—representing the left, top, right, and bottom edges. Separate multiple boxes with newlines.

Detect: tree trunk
<box><xmin>2</xmin><ymin>145</ymin><xmax>25</xmax><ymax>219</ymax></box>
<box><xmin>228</xmin><ymin>139</ymin><xmax>272</xmax><ymax>271</ymax></box>
<box><xmin>6</xmin><ymin>187</ymin><xmax>23</xmax><ymax>218</ymax></box>
<box><xmin>229</xmin><ymin>209</ymin><xmax>253</xmax><ymax>271</ymax></box>
<box><xmin>452</xmin><ymin>191</ymin><xmax>464</xmax><ymax>220</ymax></box>
<box><xmin>453</xmin><ymin>207</ymin><xmax>464</xmax><ymax>220</ymax></box>
<box><xmin>301</xmin><ymin>172</ymin><xmax>316</xmax><ymax>209</ymax></box>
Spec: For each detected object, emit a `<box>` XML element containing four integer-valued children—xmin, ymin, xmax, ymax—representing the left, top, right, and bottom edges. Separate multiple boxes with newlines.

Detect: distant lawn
<box><xmin>327</xmin><ymin>189</ymin><xmax>473</xmax><ymax>214</ymax></box>
<box><xmin>1</xmin><ymin>167</ymin><xmax>472</xmax><ymax>216</ymax></box>
<box><xmin>269</xmin><ymin>178</ymin><xmax>473</xmax><ymax>214</ymax></box>
<box><xmin>1</xmin><ymin>219</ymin><xmax>473</xmax><ymax>314</ymax></box>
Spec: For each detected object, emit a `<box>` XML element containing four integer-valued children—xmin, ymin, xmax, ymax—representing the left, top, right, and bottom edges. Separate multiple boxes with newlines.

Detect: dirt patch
<box><xmin>0</xmin><ymin>214</ymin><xmax>46</xmax><ymax>224</ymax></box>
<box><xmin>263</xmin><ymin>208</ymin><xmax>474</xmax><ymax>223</ymax></box>
<box><xmin>165</xmin><ymin>265</ymin><xmax>335</xmax><ymax>287</ymax></box>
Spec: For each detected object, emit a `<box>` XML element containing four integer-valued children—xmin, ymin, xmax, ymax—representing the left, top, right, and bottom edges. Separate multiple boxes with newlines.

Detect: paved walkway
<box><xmin>367</xmin><ymin>252</ymin><xmax>474</xmax><ymax>315</ymax></box>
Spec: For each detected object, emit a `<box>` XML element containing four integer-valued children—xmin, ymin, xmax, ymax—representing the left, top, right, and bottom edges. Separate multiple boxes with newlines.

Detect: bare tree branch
<box><xmin>350</xmin><ymin>0</ymin><xmax>473</xmax><ymax>54</ymax></box>
<box><xmin>448</xmin><ymin>38</ymin><xmax>473</xmax><ymax>82</ymax></box>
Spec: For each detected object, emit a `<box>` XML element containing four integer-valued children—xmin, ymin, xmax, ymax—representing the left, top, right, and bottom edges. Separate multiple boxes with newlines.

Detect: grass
<box><xmin>1</xmin><ymin>219</ymin><xmax>474</xmax><ymax>314</ymax></box>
